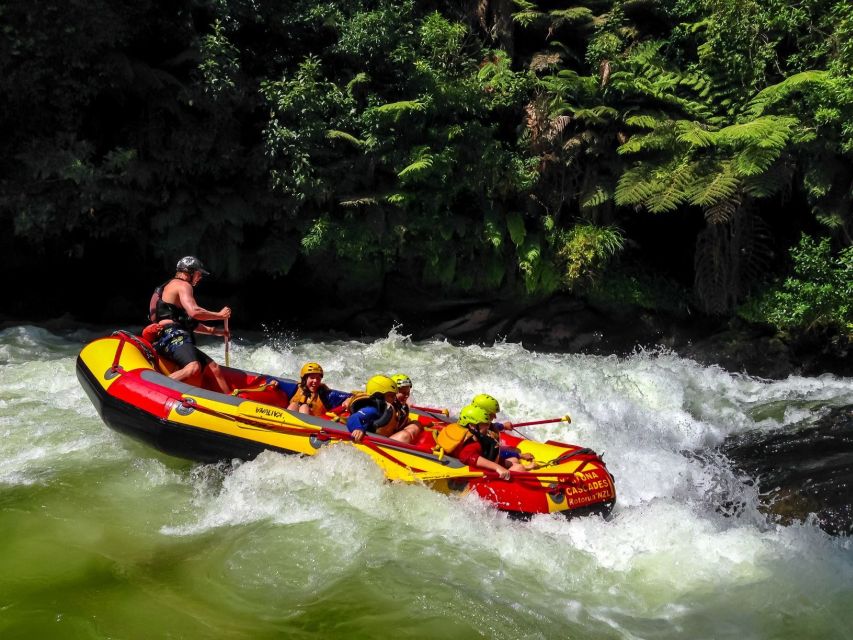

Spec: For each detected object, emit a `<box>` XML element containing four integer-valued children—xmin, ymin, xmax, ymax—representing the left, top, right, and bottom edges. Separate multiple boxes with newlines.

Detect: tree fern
<box><xmin>703</xmin><ymin>194</ymin><xmax>740</xmax><ymax>225</ymax></box>
<box><xmin>644</xmin><ymin>159</ymin><xmax>695</xmax><ymax>213</ymax></box>
<box><xmin>614</xmin><ymin>163</ymin><xmax>658</xmax><ymax>205</ymax></box>
<box><xmin>694</xmin><ymin>209</ymin><xmax>774</xmax><ymax>314</ymax></box>
<box><xmin>685</xmin><ymin>161</ymin><xmax>740</xmax><ymax>208</ymax></box>
<box><xmin>746</xmin><ymin>70</ymin><xmax>830</xmax><ymax>117</ymax></box>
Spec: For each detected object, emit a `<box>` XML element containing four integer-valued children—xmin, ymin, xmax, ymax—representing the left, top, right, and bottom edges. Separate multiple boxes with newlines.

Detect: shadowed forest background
<box><xmin>1</xmin><ymin>0</ymin><xmax>850</xmax><ymax>354</ymax></box>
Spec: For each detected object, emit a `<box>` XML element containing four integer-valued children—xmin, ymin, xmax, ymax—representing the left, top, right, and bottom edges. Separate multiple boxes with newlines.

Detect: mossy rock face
<box><xmin>721</xmin><ymin>406</ymin><xmax>853</xmax><ymax>537</ymax></box>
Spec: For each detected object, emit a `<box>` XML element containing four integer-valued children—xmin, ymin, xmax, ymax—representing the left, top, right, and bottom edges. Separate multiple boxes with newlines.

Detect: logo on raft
<box><xmin>254</xmin><ymin>405</ymin><xmax>285</xmax><ymax>420</ymax></box>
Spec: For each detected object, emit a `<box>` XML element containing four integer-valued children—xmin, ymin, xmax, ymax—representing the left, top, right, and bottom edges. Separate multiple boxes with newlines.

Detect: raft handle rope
<box><xmin>541</xmin><ymin>447</ymin><xmax>593</xmax><ymax>468</ymax></box>
<box><xmin>111</xmin><ymin>330</ymin><xmax>157</xmax><ymax>366</ymax></box>
<box><xmin>176</xmin><ymin>398</ymin><xmax>321</xmax><ymax>438</ymax></box>
<box><xmin>104</xmin><ymin>335</ymin><xmax>126</xmax><ymax>380</ymax></box>
<box><xmin>230</xmin><ymin>380</ymin><xmax>278</xmax><ymax>397</ymax></box>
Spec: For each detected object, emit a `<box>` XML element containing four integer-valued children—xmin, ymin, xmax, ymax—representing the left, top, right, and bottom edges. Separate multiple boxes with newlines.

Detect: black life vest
<box><xmin>477</xmin><ymin>430</ymin><xmax>500</xmax><ymax>462</ymax></box>
<box><xmin>349</xmin><ymin>393</ymin><xmax>398</xmax><ymax>436</ymax></box>
<box><xmin>148</xmin><ymin>279</ymin><xmax>198</xmax><ymax>331</ymax></box>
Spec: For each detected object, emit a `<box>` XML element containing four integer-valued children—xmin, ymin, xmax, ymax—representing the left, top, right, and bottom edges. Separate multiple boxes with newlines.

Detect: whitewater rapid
<box><xmin>1</xmin><ymin>325</ymin><xmax>851</xmax><ymax>639</ymax></box>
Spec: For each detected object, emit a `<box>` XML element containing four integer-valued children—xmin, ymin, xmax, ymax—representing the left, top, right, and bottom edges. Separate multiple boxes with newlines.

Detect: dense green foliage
<box><xmin>0</xmin><ymin>0</ymin><xmax>850</xmax><ymax>333</ymax></box>
<box><xmin>740</xmin><ymin>235</ymin><xmax>853</xmax><ymax>335</ymax></box>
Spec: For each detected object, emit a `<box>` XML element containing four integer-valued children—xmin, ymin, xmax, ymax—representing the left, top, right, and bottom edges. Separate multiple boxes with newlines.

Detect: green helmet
<box><xmin>472</xmin><ymin>393</ymin><xmax>500</xmax><ymax>415</ymax></box>
<box><xmin>459</xmin><ymin>404</ymin><xmax>490</xmax><ymax>427</ymax></box>
<box><xmin>391</xmin><ymin>374</ymin><xmax>412</xmax><ymax>389</ymax></box>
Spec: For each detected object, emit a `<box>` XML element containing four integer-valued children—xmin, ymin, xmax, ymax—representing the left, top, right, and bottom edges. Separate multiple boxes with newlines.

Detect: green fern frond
<box><xmin>572</xmin><ymin>106</ymin><xmax>619</xmax><ymax>123</ymax></box>
<box><xmin>675</xmin><ymin>120</ymin><xmax>718</xmax><ymax>148</ymax></box>
<box><xmin>580</xmin><ymin>185</ymin><xmax>612</xmax><ymax>210</ymax></box>
<box><xmin>549</xmin><ymin>7</ymin><xmax>594</xmax><ymax>25</ymax></box>
<box><xmin>645</xmin><ymin>160</ymin><xmax>695</xmax><ymax>213</ymax></box>
<box><xmin>685</xmin><ymin>18</ymin><xmax>711</xmax><ymax>34</ymax></box>
<box><xmin>747</xmin><ymin>71</ymin><xmax>830</xmax><ymax>116</ymax></box>
<box><xmin>731</xmin><ymin>146</ymin><xmax>783</xmax><ymax>177</ymax></box>
<box><xmin>326</xmin><ymin>130</ymin><xmax>365</xmax><ymax>147</ymax></box>
<box><xmin>397</xmin><ymin>146</ymin><xmax>434</xmax><ymax>179</ymax></box>
<box><xmin>716</xmin><ymin>116</ymin><xmax>798</xmax><ymax>150</ymax></box>
<box><xmin>374</xmin><ymin>100</ymin><xmax>426</xmax><ymax>116</ymax></box>
<box><xmin>512</xmin><ymin>9</ymin><xmax>546</xmax><ymax>28</ymax></box>
<box><xmin>686</xmin><ymin>162</ymin><xmax>740</xmax><ymax>207</ymax></box>
<box><xmin>617</xmin><ymin>126</ymin><xmax>676</xmax><ymax>155</ymax></box>
<box><xmin>398</xmin><ymin>157</ymin><xmax>433</xmax><ymax>177</ymax></box>
<box><xmin>544</xmin><ymin>69</ymin><xmax>598</xmax><ymax>98</ymax></box>
<box><xmin>346</xmin><ymin>72</ymin><xmax>370</xmax><ymax>93</ymax></box>
<box><xmin>625</xmin><ymin>113</ymin><xmax>665</xmax><ymax>129</ymax></box>
<box><xmin>614</xmin><ymin>163</ymin><xmax>658</xmax><ymax>205</ymax></box>
<box><xmin>517</xmin><ymin>237</ymin><xmax>543</xmax><ymax>293</ymax></box>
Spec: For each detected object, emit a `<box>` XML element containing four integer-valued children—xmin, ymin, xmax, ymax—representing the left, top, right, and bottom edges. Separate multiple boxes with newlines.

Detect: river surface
<box><xmin>1</xmin><ymin>325</ymin><xmax>852</xmax><ymax>639</ymax></box>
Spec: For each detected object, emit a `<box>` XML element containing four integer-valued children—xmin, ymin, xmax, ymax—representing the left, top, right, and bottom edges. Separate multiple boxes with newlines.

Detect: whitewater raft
<box><xmin>76</xmin><ymin>331</ymin><xmax>616</xmax><ymax>518</ymax></box>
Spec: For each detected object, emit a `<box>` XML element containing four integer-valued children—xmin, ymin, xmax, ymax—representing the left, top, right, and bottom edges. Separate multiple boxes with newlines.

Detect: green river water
<box><xmin>1</xmin><ymin>325</ymin><xmax>852</xmax><ymax>639</ymax></box>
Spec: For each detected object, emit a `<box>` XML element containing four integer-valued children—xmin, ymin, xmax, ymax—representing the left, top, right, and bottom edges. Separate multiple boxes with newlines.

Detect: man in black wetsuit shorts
<box><xmin>148</xmin><ymin>256</ymin><xmax>232</xmax><ymax>393</ymax></box>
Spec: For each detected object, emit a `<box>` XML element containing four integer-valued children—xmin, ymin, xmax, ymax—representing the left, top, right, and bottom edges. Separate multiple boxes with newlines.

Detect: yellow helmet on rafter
<box><xmin>366</xmin><ymin>375</ymin><xmax>397</xmax><ymax>396</ymax></box>
<box><xmin>472</xmin><ymin>393</ymin><xmax>500</xmax><ymax>415</ymax></box>
<box><xmin>391</xmin><ymin>374</ymin><xmax>412</xmax><ymax>389</ymax></box>
<box><xmin>300</xmin><ymin>362</ymin><xmax>324</xmax><ymax>378</ymax></box>
<box><xmin>459</xmin><ymin>404</ymin><xmax>490</xmax><ymax>427</ymax></box>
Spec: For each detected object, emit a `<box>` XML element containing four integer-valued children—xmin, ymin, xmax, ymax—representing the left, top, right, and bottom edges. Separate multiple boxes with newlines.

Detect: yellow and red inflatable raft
<box><xmin>76</xmin><ymin>332</ymin><xmax>616</xmax><ymax>518</ymax></box>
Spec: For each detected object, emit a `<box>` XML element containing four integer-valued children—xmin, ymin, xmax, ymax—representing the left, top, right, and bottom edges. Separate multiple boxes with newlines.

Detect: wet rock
<box><xmin>680</xmin><ymin>321</ymin><xmax>797</xmax><ymax>379</ymax></box>
<box><xmin>721</xmin><ymin>406</ymin><xmax>853</xmax><ymax>537</ymax></box>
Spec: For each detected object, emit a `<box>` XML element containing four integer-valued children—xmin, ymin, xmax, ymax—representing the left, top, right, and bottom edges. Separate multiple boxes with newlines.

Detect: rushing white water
<box><xmin>1</xmin><ymin>324</ymin><xmax>851</xmax><ymax>639</ymax></box>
